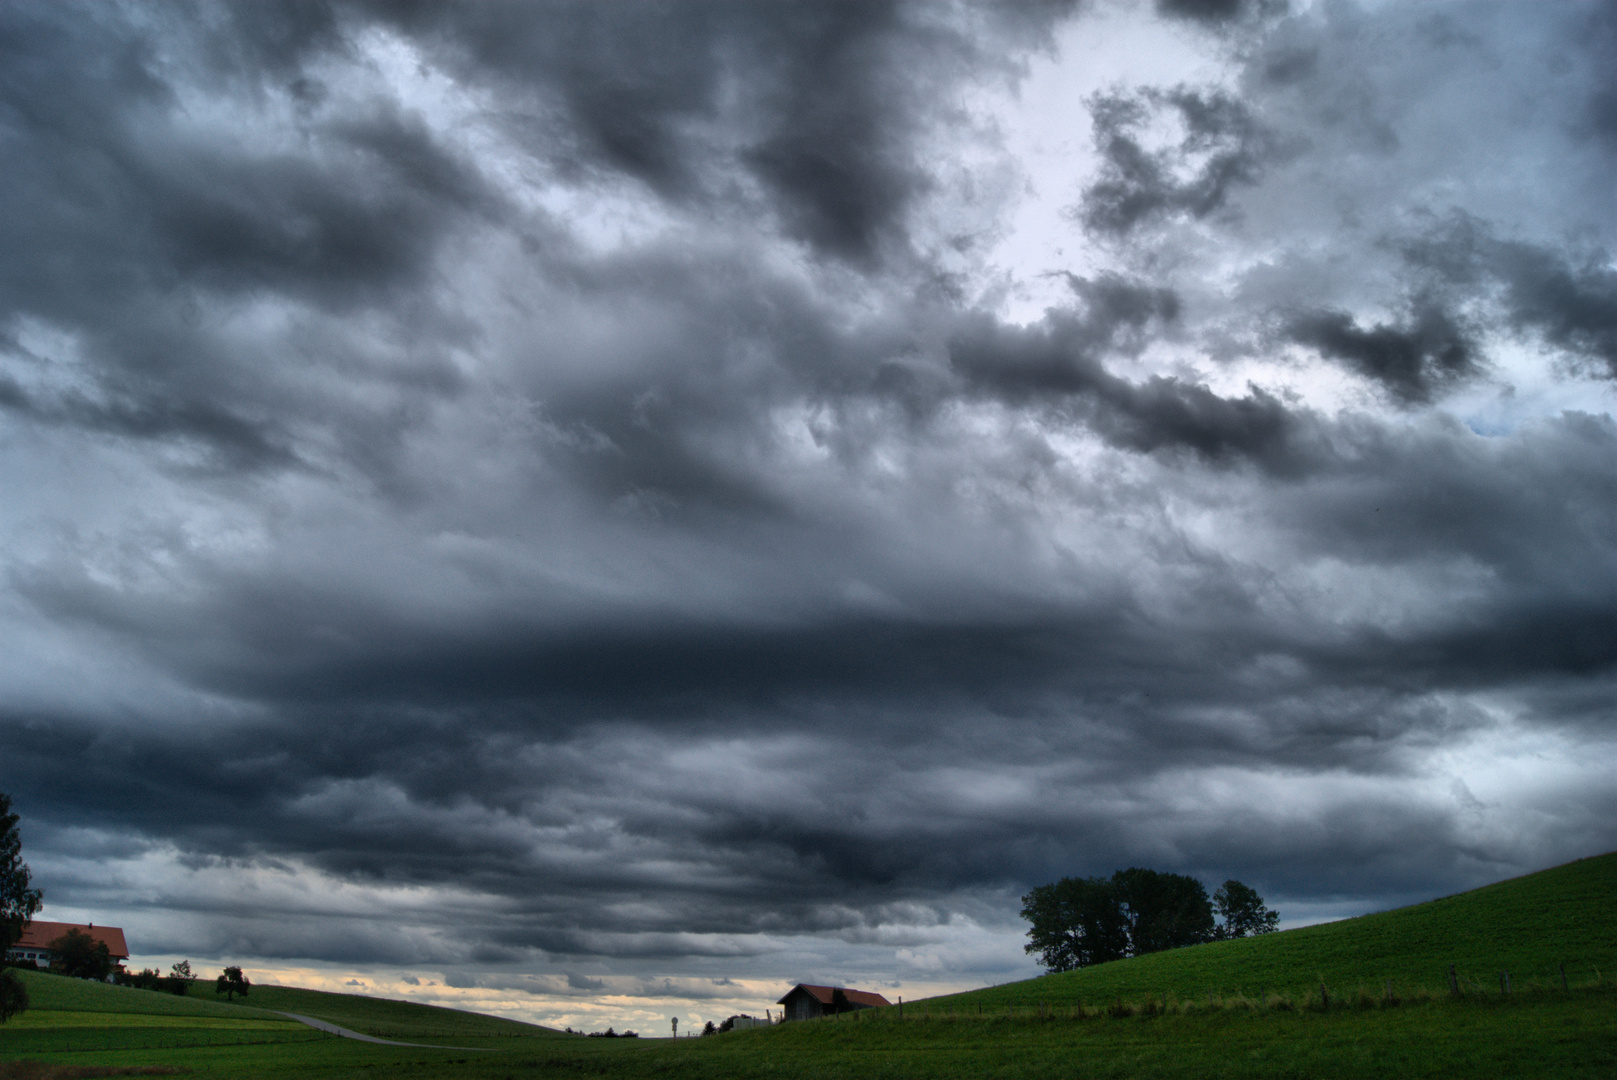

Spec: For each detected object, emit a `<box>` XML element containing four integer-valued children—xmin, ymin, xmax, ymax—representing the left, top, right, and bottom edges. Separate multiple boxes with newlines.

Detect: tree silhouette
<box><xmin>1213</xmin><ymin>880</ymin><xmax>1279</xmax><ymax>938</ymax></box>
<box><xmin>215</xmin><ymin>966</ymin><xmax>251</xmax><ymax>1000</ymax></box>
<box><xmin>1</xmin><ymin>794</ymin><xmax>41</xmax><ymax>1023</ymax></box>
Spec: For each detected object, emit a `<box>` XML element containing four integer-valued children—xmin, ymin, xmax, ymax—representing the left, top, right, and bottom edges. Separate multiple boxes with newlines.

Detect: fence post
<box><xmin>1320</xmin><ymin>982</ymin><xmax>1329</xmax><ymax>1009</ymax></box>
<box><xmin>1384</xmin><ymin>979</ymin><xmax>1392</xmax><ymax>1003</ymax></box>
<box><xmin>1448</xmin><ymin>964</ymin><xmax>1459</xmax><ymax>996</ymax></box>
<box><xmin>1561</xmin><ymin>963</ymin><xmax>1568</xmax><ymax>992</ymax></box>
<box><xmin>897</xmin><ymin>996</ymin><xmax>902</xmax><ymax>1021</ymax></box>
<box><xmin>1502</xmin><ymin>972</ymin><xmax>1509</xmax><ymax>997</ymax></box>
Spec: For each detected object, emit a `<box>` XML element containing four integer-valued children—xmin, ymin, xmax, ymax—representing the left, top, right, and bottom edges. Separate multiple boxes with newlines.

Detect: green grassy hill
<box><xmin>4</xmin><ymin>970</ymin><xmax>563</xmax><ymax>1042</ymax></box>
<box><xmin>920</xmin><ymin>851</ymin><xmax>1617</xmax><ymax>1011</ymax></box>
<box><xmin>242</xmin><ymin>985</ymin><xmax>566</xmax><ymax>1041</ymax></box>
<box><xmin>8</xmin><ymin>971</ymin><xmax>283</xmax><ymax>1019</ymax></box>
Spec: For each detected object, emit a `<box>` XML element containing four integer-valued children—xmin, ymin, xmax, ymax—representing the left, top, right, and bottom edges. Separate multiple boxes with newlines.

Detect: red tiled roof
<box><xmin>776</xmin><ymin>983</ymin><xmax>891</xmax><ymax>1008</ymax></box>
<box><xmin>12</xmin><ymin>921</ymin><xmax>130</xmax><ymax>960</ymax></box>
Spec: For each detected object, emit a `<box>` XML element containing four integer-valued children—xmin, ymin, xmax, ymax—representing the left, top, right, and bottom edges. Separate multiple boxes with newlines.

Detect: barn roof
<box><xmin>13</xmin><ymin>920</ymin><xmax>130</xmax><ymax>960</ymax></box>
<box><xmin>776</xmin><ymin>983</ymin><xmax>891</xmax><ymax>1008</ymax></box>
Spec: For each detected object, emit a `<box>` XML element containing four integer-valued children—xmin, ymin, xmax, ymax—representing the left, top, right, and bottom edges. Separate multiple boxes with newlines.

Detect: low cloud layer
<box><xmin>1</xmin><ymin>0</ymin><xmax>1612</xmax><ymax>1029</ymax></box>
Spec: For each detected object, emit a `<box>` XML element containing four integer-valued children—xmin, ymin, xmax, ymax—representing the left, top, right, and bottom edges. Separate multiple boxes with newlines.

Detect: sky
<box><xmin>0</xmin><ymin>0</ymin><xmax>1613</xmax><ymax>1035</ymax></box>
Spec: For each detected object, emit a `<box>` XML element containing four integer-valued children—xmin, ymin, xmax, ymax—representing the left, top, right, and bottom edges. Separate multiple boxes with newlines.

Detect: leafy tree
<box><xmin>1112</xmin><ymin>868</ymin><xmax>1215</xmax><ymax>956</ymax></box>
<box><xmin>215</xmin><ymin>966</ymin><xmax>251</xmax><ymax>1000</ymax></box>
<box><xmin>168</xmin><ymin>960</ymin><xmax>194</xmax><ymax>996</ymax></box>
<box><xmin>0</xmin><ymin>793</ymin><xmax>43</xmax><ymax>953</ymax></box>
<box><xmin>829</xmin><ymin>988</ymin><xmax>853</xmax><ymax>1014</ymax></box>
<box><xmin>1</xmin><ymin>792</ymin><xmax>43</xmax><ymax>1023</ymax></box>
<box><xmin>1020</xmin><ymin>875</ymin><xmax>1129</xmax><ymax>972</ymax></box>
<box><xmin>50</xmin><ymin>929</ymin><xmax>114</xmax><ymax>981</ymax></box>
<box><xmin>701</xmin><ymin>1020</ymin><xmax>717</xmax><ymax>1036</ymax></box>
<box><xmin>1213</xmin><ymin>879</ymin><xmax>1279</xmax><ymax>938</ymax></box>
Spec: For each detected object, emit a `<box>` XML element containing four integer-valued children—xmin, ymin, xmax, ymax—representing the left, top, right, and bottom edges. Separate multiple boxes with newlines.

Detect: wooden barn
<box><xmin>775</xmin><ymin>983</ymin><xmax>891</xmax><ymax>1021</ymax></box>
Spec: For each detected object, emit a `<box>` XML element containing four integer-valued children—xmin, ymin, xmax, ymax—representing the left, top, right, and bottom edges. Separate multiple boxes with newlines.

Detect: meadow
<box><xmin>2</xmin><ymin>852</ymin><xmax>1613</xmax><ymax>1079</ymax></box>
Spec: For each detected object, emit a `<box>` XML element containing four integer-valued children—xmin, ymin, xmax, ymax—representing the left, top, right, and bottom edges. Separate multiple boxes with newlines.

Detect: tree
<box><xmin>215</xmin><ymin>966</ymin><xmax>251</xmax><ymax>1000</ymax></box>
<box><xmin>1213</xmin><ymin>880</ymin><xmax>1279</xmax><ymax>939</ymax></box>
<box><xmin>168</xmin><ymin>960</ymin><xmax>194</xmax><ymax>996</ymax></box>
<box><xmin>1020</xmin><ymin>875</ymin><xmax>1129</xmax><ymax>973</ymax></box>
<box><xmin>701</xmin><ymin>1020</ymin><xmax>717</xmax><ymax>1036</ymax></box>
<box><xmin>1</xmin><ymin>792</ymin><xmax>43</xmax><ymax>1024</ymax></box>
<box><xmin>0</xmin><ymin>793</ymin><xmax>43</xmax><ymax>952</ymax></box>
<box><xmin>1111</xmin><ymin>868</ymin><xmax>1215</xmax><ymax>956</ymax></box>
<box><xmin>50</xmin><ymin>929</ymin><xmax>114</xmax><ymax>981</ymax></box>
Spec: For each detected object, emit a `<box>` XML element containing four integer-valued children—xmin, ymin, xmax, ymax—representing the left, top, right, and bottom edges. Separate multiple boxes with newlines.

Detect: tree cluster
<box><xmin>1021</xmin><ymin>868</ymin><xmax>1278</xmax><ymax>973</ymax></box>
<box><xmin>116</xmin><ymin>960</ymin><xmax>194</xmax><ymax>996</ymax></box>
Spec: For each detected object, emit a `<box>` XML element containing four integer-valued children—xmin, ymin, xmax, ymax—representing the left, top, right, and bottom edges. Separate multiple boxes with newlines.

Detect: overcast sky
<box><xmin>1</xmin><ymin>0</ymin><xmax>1612</xmax><ymax>1033</ymax></box>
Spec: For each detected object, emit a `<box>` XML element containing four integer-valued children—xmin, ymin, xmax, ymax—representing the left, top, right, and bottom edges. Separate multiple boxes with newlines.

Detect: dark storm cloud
<box><xmin>5</xmin><ymin>408</ymin><xmax>1609</xmax><ymax>944</ymax></box>
<box><xmin>1400</xmin><ymin>216</ymin><xmax>1617</xmax><ymax>379</ymax></box>
<box><xmin>378</xmin><ymin>0</ymin><xmax>1077</xmax><ymax>264</ymax></box>
<box><xmin>1284</xmin><ymin>302</ymin><xmax>1477</xmax><ymax>405</ymax></box>
<box><xmin>0</xmin><ymin>0</ymin><xmax>1612</xmax><ymax>988</ymax></box>
<box><xmin>949</xmin><ymin>288</ymin><xmax>1305</xmax><ymax>470</ymax></box>
<box><xmin>1155</xmin><ymin>0</ymin><xmax>1260</xmax><ymax>27</ymax></box>
<box><xmin>1078</xmin><ymin>86</ymin><xmax>1273</xmax><ymax>237</ymax></box>
<box><xmin>0</xmin><ymin>3</ymin><xmax>486</xmax><ymax>318</ymax></box>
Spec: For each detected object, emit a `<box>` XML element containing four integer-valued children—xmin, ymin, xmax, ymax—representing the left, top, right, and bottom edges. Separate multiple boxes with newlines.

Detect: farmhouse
<box><xmin>775</xmin><ymin>983</ymin><xmax>891</xmax><ymax>1021</ymax></box>
<box><xmin>5</xmin><ymin>920</ymin><xmax>130</xmax><ymax>972</ymax></box>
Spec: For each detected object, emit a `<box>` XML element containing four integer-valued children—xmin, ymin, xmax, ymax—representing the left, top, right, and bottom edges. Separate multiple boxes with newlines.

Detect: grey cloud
<box><xmin>380</xmin><ymin>0</ymin><xmax>1074</xmax><ymax>265</ymax></box>
<box><xmin>1155</xmin><ymin>0</ymin><xmax>1261</xmax><ymax>26</ymax></box>
<box><xmin>0</xmin><ymin>375</ymin><xmax>296</xmax><ymax>472</ymax></box>
<box><xmin>1285</xmin><ymin>302</ymin><xmax>1478</xmax><ymax>405</ymax></box>
<box><xmin>1400</xmin><ymin>216</ymin><xmax>1617</xmax><ymax>378</ymax></box>
<box><xmin>949</xmin><ymin>299</ymin><xmax>1304</xmax><ymax>470</ymax></box>
<box><xmin>1078</xmin><ymin>86</ymin><xmax>1273</xmax><ymax>237</ymax></box>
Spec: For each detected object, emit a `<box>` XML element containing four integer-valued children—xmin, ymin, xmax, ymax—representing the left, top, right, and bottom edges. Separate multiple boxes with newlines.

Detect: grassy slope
<box><xmin>918</xmin><ymin>850</ymin><xmax>1617</xmax><ymax>1011</ymax></box>
<box><xmin>241</xmin><ymin>985</ymin><xmax>566</xmax><ymax>1041</ymax></box>
<box><xmin>6</xmin><ymin>972</ymin><xmax>282</xmax><ymax>1019</ymax></box>
<box><xmin>0</xmin><ymin>972</ymin><xmax>322</xmax><ymax>1064</ymax></box>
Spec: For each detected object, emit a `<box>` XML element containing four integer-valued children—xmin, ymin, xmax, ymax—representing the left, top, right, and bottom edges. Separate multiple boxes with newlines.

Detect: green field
<box><xmin>2</xmin><ymin>852</ymin><xmax>1614</xmax><ymax>1078</ymax></box>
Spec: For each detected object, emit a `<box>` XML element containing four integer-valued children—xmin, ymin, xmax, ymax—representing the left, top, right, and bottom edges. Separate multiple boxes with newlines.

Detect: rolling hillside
<box><xmin>920</xmin><ymin>851</ymin><xmax>1617</xmax><ymax>1010</ymax></box>
<box><xmin>2</xmin><ymin>854</ymin><xmax>1612</xmax><ymax>1078</ymax></box>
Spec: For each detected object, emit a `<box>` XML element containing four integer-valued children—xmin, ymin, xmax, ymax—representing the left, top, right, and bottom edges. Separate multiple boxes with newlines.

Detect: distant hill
<box><xmin>926</xmin><ymin>851</ymin><xmax>1617</xmax><ymax>1009</ymax></box>
<box><xmin>8</xmin><ymin>969</ymin><xmax>565</xmax><ymax>1042</ymax></box>
<box><xmin>240</xmin><ymin>984</ymin><xmax>568</xmax><ymax>1041</ymax></box>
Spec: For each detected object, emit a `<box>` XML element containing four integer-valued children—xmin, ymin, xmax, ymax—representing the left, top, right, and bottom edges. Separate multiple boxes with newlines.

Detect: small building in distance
<box><xmin>5</xmin><ymin>921</ymin><xmax>130</xmax><ymax>973</ymax></box>
<box><xmin>776</xmin><ymin>983</ymin><xmax>891</xmax><ymax>1021</ymax></box>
